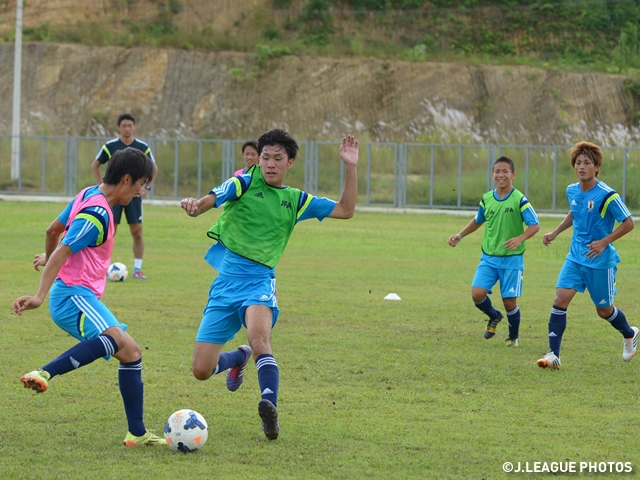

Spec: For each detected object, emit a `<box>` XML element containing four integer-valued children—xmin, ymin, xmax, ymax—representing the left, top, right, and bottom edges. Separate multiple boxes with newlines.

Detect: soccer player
<box><xmin>91</xmin><ymin>112</ymin><xmax>158</xmax><ymax>279</ymax></box>
<box><xmin>538</xmin><ymin>141</ymin><xmax>638</xmax><ymax>369</ymax></box>
<box><xmin>181</xmin><ymin>129</ymin><xmax>358</xmax><ymax>440</ymax></box>
<box><xmin>233</xmin><ymin>140</ymin><xmax>259</xmax><ymax>176</ymax></box>
<box><xmin>447</xmin><ymin>157</ymin><xmax>540</xmax><ymax>346</ymax></box>
<box><xmin>13</xmin><ymin>148</ymin><xmax>165</xmax><ymax>446</ymax></box>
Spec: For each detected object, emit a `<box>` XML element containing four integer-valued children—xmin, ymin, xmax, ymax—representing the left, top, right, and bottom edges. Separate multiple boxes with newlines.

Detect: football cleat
<box><xmin>226</xmin><ymin>345</ymin><xmax>252</xmax><ymax>392</ymax></box>
<box><xmin>123</xmin><ymin>431</ymin><xmax>166</xmax><ymax>446</ymax></box>
<box><xmin>484</xmin><ymin>311</ymin><xmax>503</xmax><ymax>339</ymax></box>
<box><xmin>133</xmin><ymin>269</ymin><xmax>147</xmax><ymax>279</ymax></box>
<box><xmin>623</xmin><ymin>326</ymin><xmax>639</xmax><ymax>362</ymax></box>
<box><xmin>21</xmin><ymin>368</ymin><xmax>50</xmax><ymax>393</ymax></box>
<box><xmin>258</xmin><ymin>399</ymin><xmax>279</xmax><ymax>440</ymax></box>
<box><xmin>537</xmin><ymin>352</ymin><xmax>561</xmax><ymax>369</ymax></box>
<box><xmin>505</xmin><ymin>337</ymin><xmax>519</xmax><ymax>347</ymax></box>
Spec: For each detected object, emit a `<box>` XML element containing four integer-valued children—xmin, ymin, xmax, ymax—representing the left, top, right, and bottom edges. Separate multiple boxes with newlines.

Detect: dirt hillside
<box><xmin>0</xmin><ymin>42</ymin><xmax>638</xmax><ymax>144</ymax></box>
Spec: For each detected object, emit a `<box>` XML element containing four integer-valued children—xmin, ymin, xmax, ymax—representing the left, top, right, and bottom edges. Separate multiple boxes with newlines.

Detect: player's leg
<box><xmin>241</xmin><ymin>276</ymin><xmax>279</xmax><ymax>439</ymax></box>
<box><xmin>586</xmin><ymin>266</ymin><xmax>638</xmax><ymax>361</ymax></box>
<box><xmin>113</xmin><ymin>330</ymin><xmax>166</xmax><ymax>446</ymax></box>
<box><xmin>538</xmin><ymin>261</ymin><xmax>581</xmax><ymax>369</ymax></box>
<box><xmin>502</xmin><ymin>297</ymin><xmax>519</xmax><ymax>346</ymax></box>
<box><xmin>125</xmin><ymin>198</ymin><xmax>145</xmax><ymax>279</ymax></box>
<box><xmin>499</xmin><ymin>268</ymin><xmax>522</xmax><ymax>346</ymax></box>
<box><xmin>113</xmin><ymin>331</ymin><xmax>162</xmax><ymax>444</ymax></box>
<box><xmin>471</xmin><ymin>262</ymin><xmax>503</xmax><ymax>339</ymax></box>
<box><xmin>192</xmin><ymin>276</ymin><xmax>246</xmax><ymax>380</ymax></box>
<box><xmin>21</xmin><ymin>289</ymin><xmax>122</xmax><ymax>392</ymax></box>
<box><xmin>245</xmin><ymin>304</ymin><xmax>279</xmax><ymax>440</ymax></box>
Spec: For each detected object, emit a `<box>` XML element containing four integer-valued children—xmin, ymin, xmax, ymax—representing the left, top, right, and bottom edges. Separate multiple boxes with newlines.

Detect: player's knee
<box><xmin>129</xmin><ymin>342</ymin><xmax>142</xmax><ymax>357</ymax></box>
<box><xmin>103</xmin><ymin>327</ymin><xmax>127</xmax><ymax>350</ymax></box>
<box><xmin>248</xmin><ymin>337</ymin><xmax>271</xmax><ymax>357</ymax></box>
<box><xmin>502</xmin><ymin>298</ymin><xmax>517</xmax><ymax>311</ymax></box>
<box><xmin>192</xmin><ymin>366</ymin><xmax>211</xmax><ymax>381</ymax></box>
<box><xmin>471</xmin><ymin>292</ymin><xmax>485</xmax><ymax>303</ymax></box>
<box><xmin>553</xmin><ymin>298</ymin><xmax>569</xmax><ymax>309</ymax></box>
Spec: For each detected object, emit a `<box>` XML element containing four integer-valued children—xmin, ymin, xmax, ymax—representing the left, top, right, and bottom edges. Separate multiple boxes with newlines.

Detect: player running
<box><xmin>13</xmin><ymin>148</ymin><xmax>165</xmax><ymax>446</ymax></box>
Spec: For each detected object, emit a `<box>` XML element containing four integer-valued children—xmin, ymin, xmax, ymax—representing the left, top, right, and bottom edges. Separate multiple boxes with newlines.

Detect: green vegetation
<box><xmin>3</xmin><ymin>0</ymin><xmax>640</xmax><ymax>75</ymax></box>
<box><xmin>2</xmin><ymin>203</ymin><xmax>640</xmax><ymax>478</ymax></box>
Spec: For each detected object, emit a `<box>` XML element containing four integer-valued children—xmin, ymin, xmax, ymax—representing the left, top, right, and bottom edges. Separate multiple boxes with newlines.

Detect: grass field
<box><xmin>2</xmin><ymin>201</ymin><xmax>640</xmax><ymax>479</ymax></box>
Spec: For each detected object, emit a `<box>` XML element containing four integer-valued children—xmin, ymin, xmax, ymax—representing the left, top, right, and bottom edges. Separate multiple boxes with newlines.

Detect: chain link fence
<box><xmin>2</xmin><ymin>135</ymin><xmax>640</xmax><ymax>213</ymax></box>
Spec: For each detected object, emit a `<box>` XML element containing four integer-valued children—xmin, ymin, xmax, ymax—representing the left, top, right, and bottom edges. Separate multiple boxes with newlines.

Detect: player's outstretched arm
<box><xmin>14</xmin><ymin>244</ymin><xmax>73</xmax><ymax>315</ymax></box>
<box><xmin>543</xmin><ymin>212</ymin><xmax>573</xmax><ymax>246</ymax></box>
<box><xmin>181</xmin><ymin>193</ymin><xmax>217</xmax><ymax>217</ymax></box>
<box><xmin>329</xmin><ymin>134</ymin><xmax>359</xmax><ymax>219</ymax></box>
<box><xmin>447</xmin><ymin>217</ymin><xmax>482</xmax><ymax>247</ymax></box>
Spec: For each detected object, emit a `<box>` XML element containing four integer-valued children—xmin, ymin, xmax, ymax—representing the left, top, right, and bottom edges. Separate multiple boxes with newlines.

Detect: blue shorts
<box><xmin>556</xmin><ymin>259</ymin><xmax>617</xmax><ymax>307</ymax></box>
<box><xmin>49</xmin><ymin>281</ymin><xmax>127</xmax><ymax>360</ymax></box>
<box><xmin>471</xmin><ymin>261</ymin><xmax>523</xmax><ymax>298</ymax></box>
<box><xmin>196</xmin><ymin>274</ymin><xmax>279</xmax><ymax>344</ymax></box>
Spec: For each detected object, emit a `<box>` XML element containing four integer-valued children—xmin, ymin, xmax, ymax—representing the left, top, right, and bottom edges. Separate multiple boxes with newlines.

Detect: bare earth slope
<box><xmin>0</xmin><ymin>43</ymin><xmax>637</xmax><ymax>144</ymax></box>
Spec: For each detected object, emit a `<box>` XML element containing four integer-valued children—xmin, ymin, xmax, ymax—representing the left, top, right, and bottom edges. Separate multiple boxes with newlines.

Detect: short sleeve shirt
<box><xmin>96</xmin><ymin>138</ymin><xmax>155</xmax><ymax>164</ymax></box>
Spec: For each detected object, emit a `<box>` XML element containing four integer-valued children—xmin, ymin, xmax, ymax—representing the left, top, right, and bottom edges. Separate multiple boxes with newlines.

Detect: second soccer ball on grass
<box><xmin>107</xmin><ymin>262</ymin><xmax>128</xmax><ymax>282</ymax></box>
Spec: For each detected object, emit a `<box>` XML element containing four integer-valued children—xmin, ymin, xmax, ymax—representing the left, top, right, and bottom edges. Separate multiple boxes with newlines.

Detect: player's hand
<box><xmin>12</xmin><ymin>295</ymin><xmax>43</xmax><ymax>315</ymax></box>
<box><xmin>586</xmin><ymin>240</ymin><xmax>606</xmax><ymax>259</ymax></box>
<box><xmin>339</xmin><ymin>134</ymin><xmax>358</xmax><ymax>167</ymax></box>
<box><xmin>542</xmin><ymin>232</ymin><xmax>556</xmax><ymax>246</ymax></box>
<box><xmin>181</xmin><ymin>197</ymin><xmax>199</xmax><ymax>216</ymax></box>
<box><xmin>447</xmin><ymin>234</ymin><xmax>462</xmax><ymax>247</ymax></box>
<box><xmin>503</xmin><ymin>237</ymin><xmax>523</xmax><ymax>251</ymax></box>
<box><xmin>33</xmin><ymin>253</ymin><xmax>47</xmax><ymax>271</ymax></box>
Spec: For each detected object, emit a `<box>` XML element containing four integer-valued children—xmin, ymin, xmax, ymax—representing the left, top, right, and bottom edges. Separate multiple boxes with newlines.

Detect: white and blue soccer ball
<box><xmin>107</xmin><ymin>262</ymin><xmax>128</xmax><ymax>282</ymax></box>
<box><xmin>164</xmin><ymin>409</ymin><xmax>209</xmax><ymax>453</ymax></box>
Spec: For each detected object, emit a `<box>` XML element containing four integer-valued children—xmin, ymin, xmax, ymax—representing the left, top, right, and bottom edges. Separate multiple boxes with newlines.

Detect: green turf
<box><xmin>1</xmin><ymin>201</ymin><xmax>639</xmax><ymax>479</ymax></box>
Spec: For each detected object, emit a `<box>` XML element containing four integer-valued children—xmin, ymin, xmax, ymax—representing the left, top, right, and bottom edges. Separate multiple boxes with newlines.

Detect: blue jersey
<box><xmin>566</xmin><ymin>180</ymin><xmax>631</xmax><ymax>268</ymax></box>
<box><xmin>204</xmin><ymin>173</ymin><xmax>337</xmax><ymax>277</ymax></box>
<box><xmin>58</xmin><ymin>186</ymin><xmax>111</xmax><ymax>253</ymax></box>
<box><xmin>475</xmin><ymin>189</ymin><xmax>539</xmax><ymax>269</ymax></box>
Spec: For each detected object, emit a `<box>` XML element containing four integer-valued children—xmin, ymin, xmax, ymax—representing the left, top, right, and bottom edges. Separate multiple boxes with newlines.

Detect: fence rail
<box><xmin>2</xmin><ymin>135</ymin><xmax>640</xmax><ymax>213</ymax></box>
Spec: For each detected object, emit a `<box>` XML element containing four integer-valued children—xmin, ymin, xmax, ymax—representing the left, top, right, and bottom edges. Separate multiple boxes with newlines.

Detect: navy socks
<box><xmin>548</xmin><ymin>306</ymin><xmax>567</xmax><ymax>357</ymax></box>
<box><xmin>212</xmin><ymin>348</ymin><xmax>247</xmax><ymax>376</ymax></box>
<box><xmin>42</xmin><ymin>335</ymin><xmax>118</xmax><ymax>378</ymax></box>
<box><xmin>506</xmin><ymin>306</ymin><xmax>521</xmax><ymax>339</ymax></box>
<box><xmin>606</xmin><ymin>307</ymin><xmax>634</xmax><ymax>338</ymax></box>
<box><xmin>119</xmin><ymin>359</ymin><xmax>146</xmax><ymax>437</ymax></box>
<box><xmin>475</xmin><ymin>296</ymin><xmax>500</xmax><ymax>320</ymax></box>
<box><xmin>256</xmin><ymin>354</ymin><xmax>279</xmax><ymax>406</ymax></box>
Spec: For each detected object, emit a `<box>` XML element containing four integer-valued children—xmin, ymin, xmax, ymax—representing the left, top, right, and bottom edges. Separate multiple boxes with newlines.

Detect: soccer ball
<box><xmin>164</xmin><ymin>409</ymin><xmax>208</xmax><ymax>453</ymax></box>
<box><xmin>107</xmin><ymin>262</ymin><xmax>128</xmax><ymax>282</ymax></box>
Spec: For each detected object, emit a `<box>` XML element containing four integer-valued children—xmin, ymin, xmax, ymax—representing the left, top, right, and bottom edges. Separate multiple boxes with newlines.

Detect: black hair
<box><xmin>257</xmin><ymin>128</ymin><xmax>298</xmax><ymax>160</ymax></box>
<box><xmin>242</xmin><ymin>139</ymin><xmax>259</xmax><ymax>154</ymax></box>
<box><xmin>493</xmin><ymin>156</ymin><xmax>515</xmax><ymax>172</ymax></box>
<box><xmin>117</xmin><ymin>112</ymin><xmax>136</xmax><ymax>126</ymax></box>
<box><xmin>102</xmin><ymin>148</ymin><xmax>154</xmax><ymax>185</ymax></box>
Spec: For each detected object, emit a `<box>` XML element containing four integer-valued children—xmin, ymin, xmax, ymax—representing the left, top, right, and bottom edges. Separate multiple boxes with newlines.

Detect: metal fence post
<box><xmin>552</xmin><ymin>146</ymin><xmax>558</xmax><ymax>211</ymax></box>
<box><xmin>622</xmin><ymin>147</ymin><xmax>628</xmax><ymax>203</ymax></box>
<box><xmin>457</xmin><ymin>145</ymin><xmax>463</xmax><ymax>208</ymax></box>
